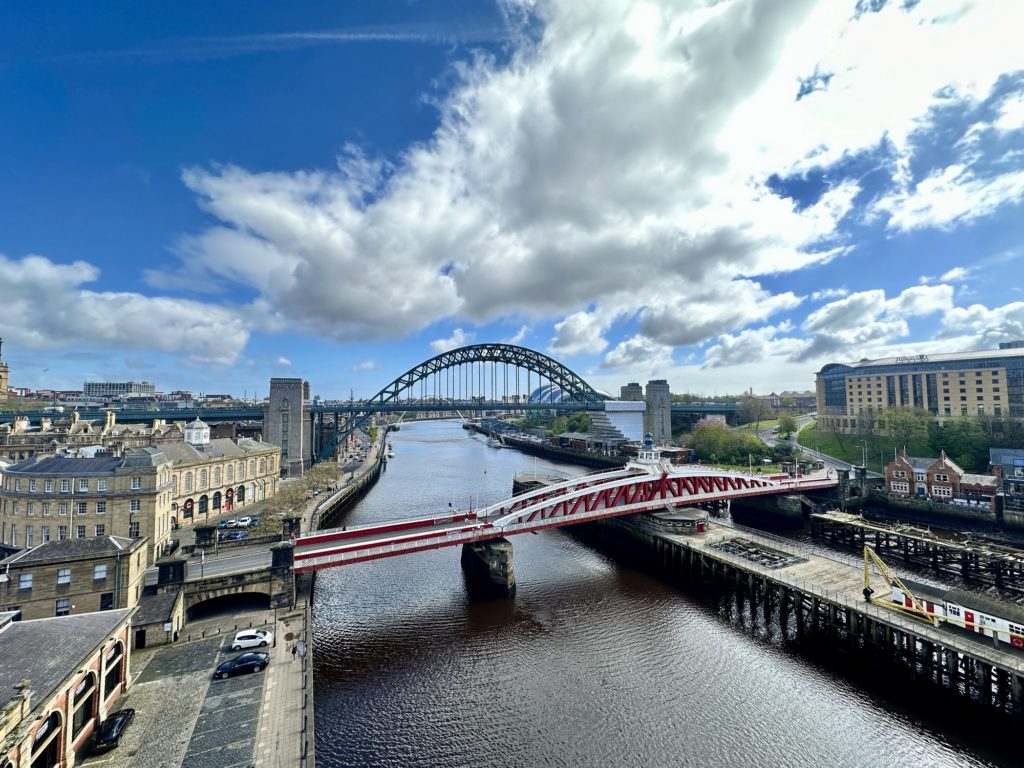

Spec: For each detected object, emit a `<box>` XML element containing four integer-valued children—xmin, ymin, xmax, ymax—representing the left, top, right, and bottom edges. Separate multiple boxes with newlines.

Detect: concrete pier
<box><xmin>461</xmin><ymin>538</ymin><xmax>516</xmax><ymax>597</ymax></box>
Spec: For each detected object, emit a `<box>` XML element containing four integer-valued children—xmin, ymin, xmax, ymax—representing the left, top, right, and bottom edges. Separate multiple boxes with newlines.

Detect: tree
<box><xmin>878</xmin><ymin>408</ymin><xmax>930</xmax><ymax>451</ymax></box>
<box><xmin>778</xmin><ymin>414</ymin><xmax>797</xmax><ymax>437</ymax></box>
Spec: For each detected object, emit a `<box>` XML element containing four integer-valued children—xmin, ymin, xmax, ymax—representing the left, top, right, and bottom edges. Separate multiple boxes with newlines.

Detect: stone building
<box><xmin>162</xmin><ymin>418</ymin><xmax>280</xmax><ymax>524</ymax></box>
<box><xmin>0</xmin><ymin>608</ymin><xmax>133</xmax><ymax>768</ymax></box>
<box><xmin>0</xmin><ymin>410</ymin><xmax>187</xmax><ymax>464</ymax></box>
<box><xmin>0</xmin><ymin>450</ymin><xmax>174</xmax><ymax>565</ymax></box>
<box><xmin>0</xmin><ymin>535</ymin><xmax>148</xmax><ymax>621</ymax></box>
<box><xmin>619</xmin><ymin>382</ymin><xmax>643</xmax><ymax>401</ymax></box>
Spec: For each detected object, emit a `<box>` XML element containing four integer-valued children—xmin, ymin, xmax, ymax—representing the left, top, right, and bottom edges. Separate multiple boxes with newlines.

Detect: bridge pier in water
<box><xmin>461</xmin><ymin>538</ymin><xmax>516</xmax><ymax>597</ymax></box>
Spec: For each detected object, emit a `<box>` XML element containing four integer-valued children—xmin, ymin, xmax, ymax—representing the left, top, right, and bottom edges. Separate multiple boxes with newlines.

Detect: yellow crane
<box><xmin>862</xmin><ymin>545</ymin><xmax>938</xmax><ymax>625</ymax></box>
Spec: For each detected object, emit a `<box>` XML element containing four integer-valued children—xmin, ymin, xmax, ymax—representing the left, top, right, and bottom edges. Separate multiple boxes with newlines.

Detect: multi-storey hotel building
<box><xmin>816</xmin><ymin>343</ymin><xmax>1024</xmax><ymax>432</ymax></box>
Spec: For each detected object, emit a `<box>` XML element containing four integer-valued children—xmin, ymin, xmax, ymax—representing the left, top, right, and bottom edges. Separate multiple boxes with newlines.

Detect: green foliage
<box><xmin>368</xmin><ymin>426</ymin><xmax>379</xmax><ymax>443</ymax></box>
<box><xmin>877</xmin><ymin>408</ymin><xmax>930</xmax><ymax>448</ymax></box>
<box><xmin>927</xmin><ymin>417</ymin><xmax>989</xmax><ymax>472</ymax></box>
<box><xmin>687</xmin><ymin>422</ymin><xmax>772</xmax><ymax>465</ymax></box>
<box><xmin>778</xmin><ymin>414</ymin><xmax>798</xmax><ymax>436</ymax></box>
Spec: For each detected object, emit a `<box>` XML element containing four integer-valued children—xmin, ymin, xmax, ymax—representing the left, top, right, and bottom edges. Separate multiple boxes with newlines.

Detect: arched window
<box><xmin>171</xmin><ymin>475</ymin><xmax>178</xmax><ymax>495</ymax></box>
<box><xmin>213</xmin><ymin>491</ymin><xmax>222</xmax><ymax>510</ymax></box>
<box><xmin>248</xmin><ymin>460</ymin><xmax>255</xmax><ymax>477</ymax></box>
<box><xmin>259</xmin><ymin>458</ymin><xmax>266</xmax><ymax>475</ymax></box>
<box><xmin>213</xmin><ymin>466</ymin><xmax>221</xmax><ymax>487</ymax></box>
<box><xmin>103</xmin><ymin>641</ymin><xmax>125</xmax><ymax>699</ymax></box>
<box><xmin>31</xmin><ymin>711</ymin><xmax>62</xmax><ymax>768</ymax></box>
<box><xmin>199</xmin><ymin>495</ymin><xmax>209</xmax><ymax>514</ymax></box>
<box><xmin>199</xmin><ymin>469</ymin><xmax>208</xmax><ymax>490</ymax></box>
<box><xmin>184</xmin><ymin>472</ymin><xmax>193</xmax><ymax>492</ymax></box>
<box><xmin>72</xmin><ymin>672</ymin><xmax>98</xmax><ymax>739</ymax></box>
<box><xmin>238</xmin><ymin>461</ymin><xmax>245</xmax><ymax>480</ymax></box>
<box><xmin>237</xmin><ymin>485</ymin><xmax>245</xmax><ymax>502</ymax></box>
<box><xmin>226</xmin><ymin>464</ymin><xmax>234</xmax><ymax>483</ymax></box>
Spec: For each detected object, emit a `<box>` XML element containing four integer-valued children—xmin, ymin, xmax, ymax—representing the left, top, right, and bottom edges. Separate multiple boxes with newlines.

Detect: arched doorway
<box><xmin>225</xmin><ymin>487</ymin><xmax>234</xmax><ymax>512</ymax></box>
<box><xmin>183</xmin><ymin>498</ymin><xmax>194</xmax><ymax>519</ymax></box>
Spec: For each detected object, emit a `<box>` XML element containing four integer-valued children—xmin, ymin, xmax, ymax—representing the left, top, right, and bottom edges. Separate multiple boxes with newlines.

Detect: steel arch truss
<box><xmin>318</xmin><ymin>344</ymin><xmax>605</xmax><ymax>460</ymax></box>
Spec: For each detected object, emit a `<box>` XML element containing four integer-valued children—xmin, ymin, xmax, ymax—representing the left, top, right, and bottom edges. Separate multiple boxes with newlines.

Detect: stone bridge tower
<box><xmin>264</xmin><ymin>378</ymin><xmax>310</xmax><ymax>477</ymax></box>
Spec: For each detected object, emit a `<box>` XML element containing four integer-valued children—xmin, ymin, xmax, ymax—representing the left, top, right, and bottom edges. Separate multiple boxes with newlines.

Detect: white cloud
<box><xmin>885</xmin><ymin>284</ymin><xmax>954</xmax><ymax>318</ymax></box>
<box><xmin>601</xmin><ymin>336</ymin><xmax>673</xmax><ymax>371</ymax></box>
<box><xmin>503</xmin><ymin>325</ymin><xmax>530</xmax><ymax>345</ymax></box>
<box><xmin>430</xmin><ymin>328</ymin><xmax>473</xmax><ymax>353</ymax></box>
<box><xmin>0</xmin><ymin>253</ymin><xmax>250</xmax><ymax>365</ymax></box>
<box><xmin>939</xmin><ymin>302</ymin><xmax>1024</xmax><ymax>347</ymax></box>
<box><xmin>276</xmin><ymin>356</ymin><xmax>292</xmax><ymax>367</ymax></box>
<box><xmin>353</xmin><ymin>360</ymin><xmax>378</xmax><ymax>371</ymax></box>
<box><xmin>872</xmin><ymin>164</ymin><xmax>1024</xmax><ymax>233</ymax></box>
<box><xmin>995</xmin><ymin>92</ymin><xmax>1024</xmax><ymax>133</ymax></box>
<box><xmin>811</xmin><ymin>287</ymin><xmax>848</xmax><ymax>301</ymax></box>
<box><xmin>702</xmin><ymin>323</ymin><xmax>803</xmax><ymax>369</ymax></box>
<box><xmin>548</xmin><ymin>311</ymin><xmax>609</xmax><ymax>357</ymax></box>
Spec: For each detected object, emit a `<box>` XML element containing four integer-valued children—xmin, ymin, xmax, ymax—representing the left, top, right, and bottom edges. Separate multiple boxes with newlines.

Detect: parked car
<box><xmin>90</xmin><ymin>708</ymin><xmax>135</xmax><ymax>753</ymax></box>
<box><xmin>237</xmin><ymin>516</ymin><xmax>252</xmax><ymax>527</ymax></box>
<box><xmin>215</xmin><ymin>652</ymin><xmax>270</xmax><ymax>679</ymax></box>
<box><xmin>219</xmin><ymin>530</ymin><xmax>248</xmax><ymax>542</ymax></box>
<box><xmin>217</xmin><ymin>519</ymin><xmax>231</xmax><ymax>529</ymax></box>
<box><xmin>231</xmin><ymin>628</ymin><xmax>273</xmax><ymax>650</ymax></box>
<box><xmin>248</xmin><ymin>516</ymin><xmax>261</xmax><ymax>527</ymax></box>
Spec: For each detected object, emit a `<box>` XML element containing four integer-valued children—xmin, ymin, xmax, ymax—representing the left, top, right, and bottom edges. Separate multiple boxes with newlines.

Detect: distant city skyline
<box><xmin>1</xmin><ymin>0</ymin><xmax>1022</xmax><ymax>400</ymax></box>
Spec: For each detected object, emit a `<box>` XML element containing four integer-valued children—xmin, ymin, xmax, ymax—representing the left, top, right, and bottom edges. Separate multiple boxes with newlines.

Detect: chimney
<box><xmin>104</xmin><ymin>410</ymin><xmax>116</xmax><ymax>429</ymax></box>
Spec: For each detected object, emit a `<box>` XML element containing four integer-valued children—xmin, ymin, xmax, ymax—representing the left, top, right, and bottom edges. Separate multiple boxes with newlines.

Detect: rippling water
<box><xmin>313</xmin><ymin>421</ymin><xmax>1011</xmax><ymax>767</ymax></box>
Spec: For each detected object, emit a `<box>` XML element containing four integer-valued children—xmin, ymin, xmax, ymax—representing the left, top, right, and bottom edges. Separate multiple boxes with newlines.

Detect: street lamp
<box><xmin>860</xmin><ymin>441</ymin><xmax>867</xmax><ymax>469</ymax></box>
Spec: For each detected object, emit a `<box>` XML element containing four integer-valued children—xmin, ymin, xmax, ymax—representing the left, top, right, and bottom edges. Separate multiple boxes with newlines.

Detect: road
<box><xmin>758</xmin><ymin>415</ymin><xmax>883</xmax><ymax>479</ymax></box>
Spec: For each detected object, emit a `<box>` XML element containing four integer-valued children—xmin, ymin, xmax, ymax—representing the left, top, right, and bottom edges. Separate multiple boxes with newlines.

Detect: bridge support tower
<box><xmin>461</xmin><ymin>539</ymin><xmax>516</xmax><ymax>597</ymax></box>
<box><xmin>265</xmin><ymin>378</ymin><xmax>311</xmax><ymax>477</ymax></box>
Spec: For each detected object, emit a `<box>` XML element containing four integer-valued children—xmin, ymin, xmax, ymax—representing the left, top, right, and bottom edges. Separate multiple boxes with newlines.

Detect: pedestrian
<box><xmin>291</xmin><ymin>644</ymin><xmax>297</xmax><ymax>662</ymax></box>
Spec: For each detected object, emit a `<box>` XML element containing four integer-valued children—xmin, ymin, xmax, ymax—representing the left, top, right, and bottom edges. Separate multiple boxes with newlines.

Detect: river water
<box><xmin>313</xmin><ymin>420</ymin><xmax>1012</xmax><ymax>768</ymax></box>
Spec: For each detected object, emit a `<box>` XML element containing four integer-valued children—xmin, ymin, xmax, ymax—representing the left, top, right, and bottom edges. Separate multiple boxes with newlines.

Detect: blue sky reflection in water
<box><xmin>312</xmin><ymin>421</ymin><xmax>1006</xmax><ymax>768</ymax></box>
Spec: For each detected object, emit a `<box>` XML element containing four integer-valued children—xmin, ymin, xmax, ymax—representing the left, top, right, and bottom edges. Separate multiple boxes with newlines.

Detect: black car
<box><xmin>215</xmin><ymin>652</ymin><xmax>270</xmax><ymax>679</ymax></box>
<box><xmin>90</xmin><ymin>708</ymin><xmax>135</xmax><ymax>753</ymax></box>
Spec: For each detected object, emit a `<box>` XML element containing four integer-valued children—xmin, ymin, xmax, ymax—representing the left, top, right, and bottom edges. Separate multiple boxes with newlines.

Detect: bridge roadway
<box><xmin>293</xmin><ymin>462</ymin><xmax>838</xmax><ymax>573</ymax></box>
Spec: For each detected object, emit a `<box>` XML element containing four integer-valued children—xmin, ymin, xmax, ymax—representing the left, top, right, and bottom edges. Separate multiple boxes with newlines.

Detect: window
<box><xmin>130</xmin><ymin>476</ymin><xmax>141</xmax><ymax>490</ymax></box>
<box><xmin>76</xmin><ymin>502</ymin><xmax>87</xmax><ymax>515</ymax></box>
<box><xmin>78</xmin><ymin>479</ymin><xmax>89</xmax><ymax>492</ymax></box>
<box><xmin>28</xmin><ymin>480</ymin><xmax>36</xmax><ymax>492</ymax></box>
<box><xmin>60</xmin><ymin>479</ymin><xmax>70</xmax><ymax>493</ymax></box>
<box><xmin>100</xmin><ymin>593</ymin><xmax>114</xmax><ymax>611</ymax></box>
<box><xmin>94</xmin><ymin>524</ymin><xmax>105</xmax><ymax>537</ymax></box>
<box><xmin>199</xmin><ymin>469</ymin><xmax>208</xmax><ymax>489</ymax></box>
<box><xmin>44</xmin><ymin>480</ymin><xmax>52</xmax><ymax>493</ymax></box>
<box><xmin>10</xmin><ymin>502</ymin><xmax>17</xmax><ymax>516</ymax></box>
<box><xmin>42</xmin><ymin>503</ymin><xmax>51</xmax><ymax>516</ymax></box>
<box><xmin>58</xmin><ymin>525</ymin><xmax>67</xmax><ymax>540</ymax></box>
<box><xmin>932</xmin><ymin>485</ymin><xmax>952</xmax><ymax>498</ymax></box>
<box><xmin>13</xmin><ymin>479</ymin><xmax>20</xmax><ymax>491</ymax></box>
<box><xmin>213</xmin><ymin>467</ymin><xmax>221</xmax><ymax>486</ymax></box>
<box><xmin>71</xmin><ymin>674</ymin><xmax>97</xmax><ymax>738</ymax></box>
<box><xmin>25</xmin><ymin>526</ymin><xmax>33</xmax><ymax>547</ymax></box>
<box><xmin>172</xmin><ymin>475</ymin><xmax>178</xmax><ymax>495</ymax></box>
<box><xmin>57</xmin><ymin>568</ymin><xmax>71</xmax><ymax>585</ymax></box>
<box><xmin>227</xmin><ymin>464</ymin><xmax>234</xmax><ymax>483</ymax></box>
<box><xmin>55</xmin><ymin>598</ymin><xmax>71</xmax><ymax>616</ymax></box>
<box><xmin>18</xmin><ymin>573</ymin><xmax>33</xmax><ymax>590</ymax></box>
<box><xmin>77</xmin><ymin>525</ymin><xmax>86</xmax><ymax>538</ymax></box>
<box><xmin>891</xmin><ymin>481</ymin><xmax>910</xmax><ymax>494</ymax></box>
<box><xmin>935</xmin><ymin>474</ymin><xmax>948</xmax><ymax>482</ymax></box>
<box><xmin>128</xmin><ymin>521</ymin><xmax>140</xmax><ymax>538</ymax></box>
<box><xmin>948</xmin><ymin>605</ymin><xmax>961</xmax><ymax>617</ymax></box>
<box><xmin>10</xmin><ymin>524</ymin><xmax>15</xmax><ymax>547</ymax></box>
<box><xmin>130</xmin><ymin>499</ymin><xmax>141</xmax><ymax>512</ymax></box>
<box><xmin>104</xmin><ymin>643</ymin><xmax>124</xmax><ymax>695</ymax></box>
<box><xmin>95</xmin><ymin>501</ymin><xmax>106</xmax><ymax>515</ymax></box>
<box><xmin>41</xmin><ymin>525</ymin><xmax>49</xmax><ymax>543</ymax></box>
<box><xmin>184</xmin><ymin>472</ymin><xmax>193</xmax><ymax>492</ymax></box>
<box><xmin>26</xmin><ymin>503</ymin><xmax>34</xmax><ymax>516</ymax></box>
<box><xmin>94</xmin><ymin>564</ymin><xmax>108</xmax><ymax>580</ymax></box>
<box><xmin>97</xmin><ymin>479</ymin><xmax>108</xmax><ymax>491</ymax></box>
<box><xmin>893</xmin><ymin>470</ymin><xmax>907</xmax><ymax>479</ymax></box>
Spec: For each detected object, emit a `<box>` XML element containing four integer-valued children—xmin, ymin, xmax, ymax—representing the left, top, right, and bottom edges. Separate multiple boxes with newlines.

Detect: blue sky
<box><xmin>1</xmin><ymin>0</ymin><xmax>1023</xmax><ymax>400</ymax></box>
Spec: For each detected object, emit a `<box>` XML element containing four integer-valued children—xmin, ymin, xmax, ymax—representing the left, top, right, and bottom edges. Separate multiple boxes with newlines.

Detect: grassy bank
<box><xmin>797</xmin><ymin>423</ymin><xmax>930</xmax><ymax>474</ymax></box>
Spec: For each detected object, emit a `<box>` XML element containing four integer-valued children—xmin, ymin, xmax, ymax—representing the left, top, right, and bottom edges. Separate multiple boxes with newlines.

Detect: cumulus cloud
<box><xmin>430</xmin><ymin>328</ymin><xmax>473</xmax><ymax>353</ymax></box>
<box><xmin>276</xmin><ymin>356</ymin><xmax>292</xmax><ymax>367</ymax></box>
<box><xmin>811</xmin><ymin>287</ymin><xmax>848</xmax><ymax>301</ymax></box>
<box><xmin>601</xmin><ymin>336</ymin><xmax>673</xmax><ymax>371</ymax></box>
<box><xmin>548</xmin><ymin>311</ymin><xmax>609</xmax><ymax>356</ymax></box>
<box><xmin>503</xmin><ymin>325</ymin><xmax>530</xmax><ymax>345</ymax></box>
<box><xmin>703</xmin><ymin>323</ymin><xmax>802</xmax><ymax>369</ymax></box>
<box><xmin>0</xmin><ymin>253</ymin><xmax>250</xmax><ymax>365</ymax></box>
<box><xmin>353</xmin><ymin>360</ymin><xmax>378</xmax><ymax>371</ymax></box>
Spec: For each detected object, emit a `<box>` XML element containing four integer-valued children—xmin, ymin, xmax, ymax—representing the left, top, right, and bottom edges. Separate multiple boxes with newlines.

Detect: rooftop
<box><xmin>1</xmin><ymin>536</ymin><xmax>141</xmax><ymax>567</ymax></box>
<box><xmin>824</xmin><ymin>345</ymin><xmax>1024</xmax><ymax>373</ymax></box>
<box><xmin>0</xmin><ymin>609</ymin><xmax>134</xmax><ymax>711</ymax></box>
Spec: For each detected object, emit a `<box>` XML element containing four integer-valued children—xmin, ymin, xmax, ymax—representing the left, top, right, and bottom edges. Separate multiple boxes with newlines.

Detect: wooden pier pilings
<box><xmin>622</xmin><ymin>521</ymin><xmax>1024</xmax><ymax>721</ymax></box>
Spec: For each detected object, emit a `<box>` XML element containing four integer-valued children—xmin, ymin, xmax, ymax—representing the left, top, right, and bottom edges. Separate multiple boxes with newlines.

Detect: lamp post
<box><xmin>860</xmin><ymin>441</ymin><xmax>867</xmax><ymax>469</ymax></box>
